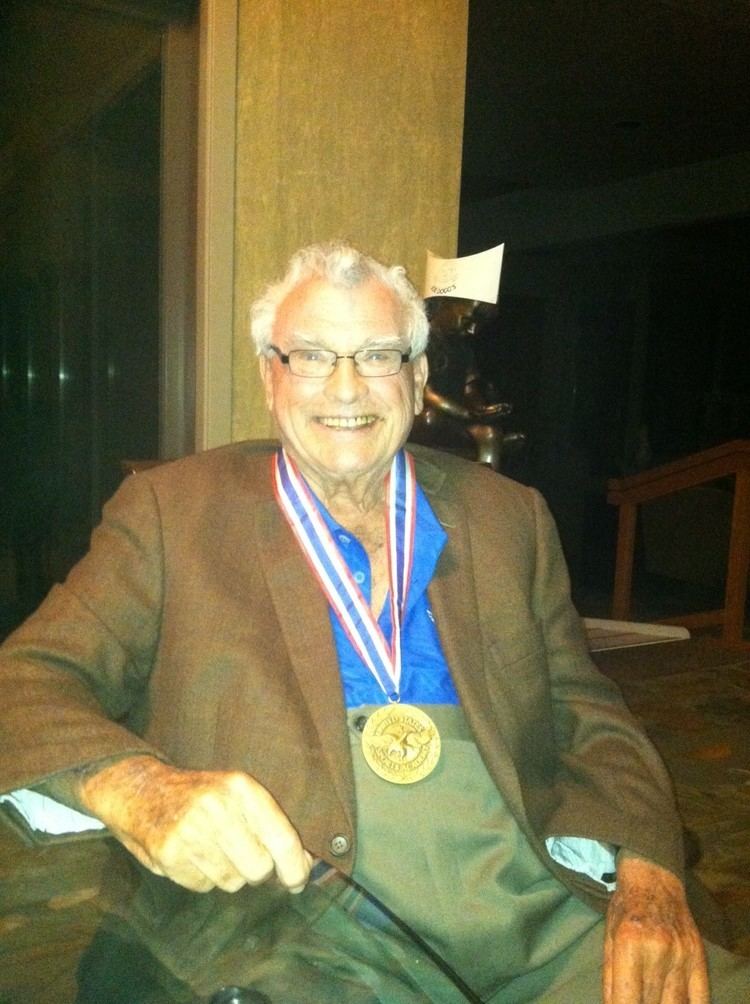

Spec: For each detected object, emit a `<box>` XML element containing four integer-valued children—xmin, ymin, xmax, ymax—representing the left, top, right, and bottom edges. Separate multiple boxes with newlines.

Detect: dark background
<box><xmin>458</xmin><ymin>1</ymin><xmax>750</xmax><ymax>608</ymax></box>
<box><xmin>1</xmin><ymin>0</ymin><xmax>748</xmax><ymax>634</ymax></box>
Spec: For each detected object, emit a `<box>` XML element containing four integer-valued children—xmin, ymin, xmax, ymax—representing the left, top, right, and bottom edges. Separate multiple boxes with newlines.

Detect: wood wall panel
<box><xmin>231</xmin><ymin>0</ymin><xmax>468</xmax><ymax>440</ymax></box>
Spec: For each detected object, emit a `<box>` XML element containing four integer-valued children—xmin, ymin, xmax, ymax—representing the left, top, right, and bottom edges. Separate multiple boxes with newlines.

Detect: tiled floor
<box><xmin>0</xmin><ymin>825</ymin><xmax>109</xmax><ymax>1004</ymax></box>
<box><xmin>594</xmin><ymin>635</ymin><xmax>750</xmax><ymax>955</ymax></box>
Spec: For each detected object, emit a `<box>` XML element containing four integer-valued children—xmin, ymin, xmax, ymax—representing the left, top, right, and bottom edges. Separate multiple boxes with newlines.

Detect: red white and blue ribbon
<box><xmin>273</xmin><ymin>448</ymin><xmax>417</xmax><ymax>702</ymax></box>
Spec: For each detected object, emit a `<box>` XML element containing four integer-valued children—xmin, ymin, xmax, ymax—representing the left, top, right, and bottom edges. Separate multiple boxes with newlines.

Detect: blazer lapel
<box><xmin>423</xmin><ymin>476</ymin><xmax>527</xmax><ymax>824</ymax></box>
<box><xmin>255</xmin><ymin>498</ymin><xmax>355</xmax><ymax>820</ymax></box>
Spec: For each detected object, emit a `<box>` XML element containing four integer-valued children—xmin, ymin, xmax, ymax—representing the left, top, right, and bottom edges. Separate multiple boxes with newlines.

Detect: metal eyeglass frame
<box><xmin>267</xmin><ymin>344</ymin><xmax>412</xmax><ymax>377</ymax></box>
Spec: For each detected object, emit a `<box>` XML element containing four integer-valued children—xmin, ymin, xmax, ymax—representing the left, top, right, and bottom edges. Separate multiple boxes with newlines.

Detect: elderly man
<box><xmin>0</xmin><ymin>243</ymin><xmax>747</xmax><ymax>1002</ymax></box>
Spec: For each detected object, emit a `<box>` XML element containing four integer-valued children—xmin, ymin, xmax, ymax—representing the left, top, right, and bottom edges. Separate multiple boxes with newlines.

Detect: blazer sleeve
<box><xmin>526</xmin><ymin>487</ymin><xmax>685</xmax><ymax>880</ymax></box>
<box><xmin>0</xmin><ymin>473</ymin><xmax>167</xmax><ymax>794</ymax></box>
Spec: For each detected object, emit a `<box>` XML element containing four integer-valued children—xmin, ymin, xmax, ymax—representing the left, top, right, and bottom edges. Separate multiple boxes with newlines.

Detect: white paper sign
<box><xmin>423</xmin><ymin>244</ymin><xmax>504</xmax><ymax>304</ymax></box>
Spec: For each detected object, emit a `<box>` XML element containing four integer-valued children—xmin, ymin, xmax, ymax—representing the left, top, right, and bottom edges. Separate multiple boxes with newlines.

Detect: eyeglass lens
<box><xmin>288</xmin><ymin>348</ymin><xmax>405</xmax><ymax>377</ymax></box>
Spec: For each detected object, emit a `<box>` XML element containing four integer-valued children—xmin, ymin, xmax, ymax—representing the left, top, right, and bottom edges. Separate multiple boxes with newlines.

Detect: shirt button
<box><xmin>353</xmin><ymin>570</ymin><xmax>365</xmax><ymax>584</ymax></box>
<box><xmin>329</xmin><ymin>833</ymin><xmax>351</xmax><ymax>857</ymax></box>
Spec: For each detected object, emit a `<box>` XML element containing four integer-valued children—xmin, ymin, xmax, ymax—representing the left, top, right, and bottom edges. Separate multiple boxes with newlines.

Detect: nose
<box><xmin>325</xmin><ymin>356</ymin><xmax>365</xmax><ymax>403</ymax></box>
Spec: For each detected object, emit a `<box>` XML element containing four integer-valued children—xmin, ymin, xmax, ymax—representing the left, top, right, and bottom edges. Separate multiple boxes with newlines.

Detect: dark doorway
<box><xmin>0</xmin><ymin>64</ymin><xmax>161</xmax><ymax>637</ymax></box>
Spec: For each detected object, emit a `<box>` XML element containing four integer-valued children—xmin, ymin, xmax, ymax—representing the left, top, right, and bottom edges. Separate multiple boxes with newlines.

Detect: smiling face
<box><xmin>259</xmin><ymin>276</ymin><xmax>428</xmax><ymax>504</ymax></box>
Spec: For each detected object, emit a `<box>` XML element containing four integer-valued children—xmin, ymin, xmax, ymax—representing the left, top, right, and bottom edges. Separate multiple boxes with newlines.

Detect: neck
<box><xmin>312</xmin><ymin>475</ymin><xmax>386</xmax><ymax>528</ymax></box>
<box><xmin>290</xmin><ymin>459</ymin><xmax>393</xmax><ymax>523</ymax></box>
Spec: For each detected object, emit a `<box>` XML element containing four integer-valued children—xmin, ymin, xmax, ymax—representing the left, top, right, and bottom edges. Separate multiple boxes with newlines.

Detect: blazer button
<box><xmin>329</xmin><ymin>833</ymin><xmax>351</xmax><ymax>856</ymax></box>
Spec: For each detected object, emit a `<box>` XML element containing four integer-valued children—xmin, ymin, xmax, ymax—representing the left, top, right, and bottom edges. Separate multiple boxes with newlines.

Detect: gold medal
<box><xmin>361</xmin><ymin>704</ymin><xmax>441</xmax><ymax>784</ymax></box>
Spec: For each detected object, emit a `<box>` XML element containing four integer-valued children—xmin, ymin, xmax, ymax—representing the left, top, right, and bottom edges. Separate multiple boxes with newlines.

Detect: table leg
<box><xmin>611</xmin><ymin>501</ymin><xmax>637</xmax><ymax>621</ymax></box>
<box><xmin>723</xmin><ymin>469</ymin><xmax>750</xmax><ymax>646</ymax></box>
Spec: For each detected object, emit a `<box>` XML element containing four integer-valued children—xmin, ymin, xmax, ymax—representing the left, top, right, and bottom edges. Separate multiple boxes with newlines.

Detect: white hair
<box><xmin>250</xmin><ymin>241</ymin><xmax>429</xmax><ymax>357</ymax></box>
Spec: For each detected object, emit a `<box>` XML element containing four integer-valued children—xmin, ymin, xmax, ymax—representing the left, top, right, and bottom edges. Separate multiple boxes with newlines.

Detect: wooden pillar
<box><xmin>231</xmin><ymin>0</ymin><xmax>469</xmax><ymax>441</ymax></box>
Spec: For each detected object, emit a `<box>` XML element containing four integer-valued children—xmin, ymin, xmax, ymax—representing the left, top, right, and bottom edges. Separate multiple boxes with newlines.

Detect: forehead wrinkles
<box><xmin>274</xmin><ymin>278</ymin><xmax>404</xmax><ymax>347</ymax></box>
<box><xmin>287</xmin><ymin>332</ymin><xmax>404</xmax><ymax>351</ymax></box>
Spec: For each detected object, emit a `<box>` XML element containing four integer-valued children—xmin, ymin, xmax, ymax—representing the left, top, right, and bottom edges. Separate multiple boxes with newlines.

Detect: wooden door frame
<box><xmin>195</xmin><ymin>0</ymin><xmax>236</xmax><ymax>451</ymax></box>
<box><xmin>160</xmin><ymin>0</ymin><xmax>236</xmax><ymax>458</ymax></box>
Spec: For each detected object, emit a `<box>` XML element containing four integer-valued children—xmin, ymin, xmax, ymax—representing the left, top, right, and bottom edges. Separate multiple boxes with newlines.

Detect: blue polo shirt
<box><xmin>316</xmin><ymin>483</ymin><xmax>459</xmax><ymax>708</ymax></box>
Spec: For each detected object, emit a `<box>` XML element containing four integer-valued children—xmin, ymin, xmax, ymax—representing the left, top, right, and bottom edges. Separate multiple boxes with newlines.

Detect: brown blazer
<box><xmin>0</xmin><ymin>442</ymin><xmax>683</xmax><ymax>911</ymax></box>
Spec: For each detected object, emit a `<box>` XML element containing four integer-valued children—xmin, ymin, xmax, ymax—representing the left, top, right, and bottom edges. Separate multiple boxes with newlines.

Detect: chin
<box><xmin>325</xmin><ymin>452</ymin><xmax>381</xmax><ymax>477</ymax></box>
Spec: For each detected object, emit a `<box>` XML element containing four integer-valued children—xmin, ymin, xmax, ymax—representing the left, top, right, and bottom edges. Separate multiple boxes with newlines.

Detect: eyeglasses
<box><xmin>267</xmin><ymin>344</ymin><xmax>412</xmax><ymax>378</ymax></box>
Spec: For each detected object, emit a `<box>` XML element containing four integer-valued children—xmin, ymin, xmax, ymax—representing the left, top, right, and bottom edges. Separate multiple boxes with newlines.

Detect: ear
<box><xmin>412</xmin><ymin>352</ymin><xmax>429</xmax><ymax>415</ymax></box>
<box><xmin>258</xmin><ymin>353</ymin><xmax>275</xmax><ymax>412</ymax></box>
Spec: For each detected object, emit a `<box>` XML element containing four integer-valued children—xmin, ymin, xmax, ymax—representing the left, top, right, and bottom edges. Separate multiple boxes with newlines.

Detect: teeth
<box><xmin>319</xmin><ymin>416</ymin><xmax>374</xmax><ymax>428</ymax></box>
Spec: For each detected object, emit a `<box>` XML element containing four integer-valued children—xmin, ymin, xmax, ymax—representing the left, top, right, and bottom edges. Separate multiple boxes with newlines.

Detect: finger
<box><xmin>213</xmin><ymin>811</ymin><xmax>272</xmax><ymax>877</ymax></box>
<box><xmin>644</xmin><ymin>963</ymin><xmax>683</xmax><ymax>1004</ymax></box>
<box><xmin>161</xmin><ymin>782</ymin><xmax>280</xmax><ymax>889</ymax></box>
<box><xmin>609</xmin><ymin>934</ymin><xmax>644</xmax><ymax>1004</ymax></box>
<box><xmin>171</xmin><ymin>867</ymin><xmax>214</xmax><ymax>893</ymax></box>
<box><xmin>602</xmin><ymin>928</ymin><xmax>614</xmax><ymax>1004</ymax></box>
<box><xmin>157</xmin><ymin>856</ymin><xmax>219</xmax><ymax>893</ymax></box>
<box><xmin>113</xmin><ymin>828</ymin><xmax>167</xmax><ymax>877</ymax></box>
<box><xmin>159</xmin><ymin>834</ymin><xmax>270</xmax><ymax>893</ymax></box>
<box><xmin>152</xmin><ymin>808</ymin><xmax>274</xmax><ymax>892</ymax></box>
<box><xmin>218</xmin><ymin>828</ymin><xmax>277</xmax><ymax>887</ymax></box>
<box><xmin>687</xmin><ymin>950</ymin><xmax>711</xmax><ymax>1004</ymax></box>
<box><xmin>645</xmin><ymin>941</ymin><xmax>682</xmax><ymax>1003</ymax></box>
<box><xmin>638</xmin><ymin>929</ymin><xmax>704</xmax><ymax>1004</ymax></box>
<box><xmin>236</xmin><ymin>783</ymin><xmax>311</xmax><ymax>892</ymax></box>
<box><xmin>185</xmin><ymin>841</ymin><xmax>252</xmax><ymax>893</ymax></box>
<box><xmin>256</xmin><ymin>819</ymin><xmax>310</xmax><ymax>892</ymax></box>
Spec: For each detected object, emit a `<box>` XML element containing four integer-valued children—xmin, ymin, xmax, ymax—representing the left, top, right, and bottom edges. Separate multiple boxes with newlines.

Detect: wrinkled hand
<box><xmin>78</xmin><ymin>755</ymin><xmax>313</xmax><ymax>894</ymax></box>
<box><xmin>603</xmin><ymin>852</ymin><xmax>709</xmax><ymax>1003</ymax></box>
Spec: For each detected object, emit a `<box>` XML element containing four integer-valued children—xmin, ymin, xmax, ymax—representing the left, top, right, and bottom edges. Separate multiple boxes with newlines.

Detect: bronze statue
<box><xmin>411</xmin><ymin>297</ymin><xmax>525</xmax><ymax>471</ymax></box>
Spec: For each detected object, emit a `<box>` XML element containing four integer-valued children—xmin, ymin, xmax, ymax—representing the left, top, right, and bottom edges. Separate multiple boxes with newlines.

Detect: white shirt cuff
<box><xmin>0</xmin><ymin>789</ymin><xmax>105</xmax><ymax>835</ymax></box>
<box><xmin>546</xmin><ymin>835</ymin><xmax>617</xmax><ymax>891</ymax></box>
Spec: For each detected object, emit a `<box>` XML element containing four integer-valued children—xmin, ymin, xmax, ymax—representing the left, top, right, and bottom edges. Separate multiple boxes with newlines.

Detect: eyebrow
<box><xmin>287</xmin><ymin>333</ymin><xmax>404</xmax><ymax>349</ymax></box>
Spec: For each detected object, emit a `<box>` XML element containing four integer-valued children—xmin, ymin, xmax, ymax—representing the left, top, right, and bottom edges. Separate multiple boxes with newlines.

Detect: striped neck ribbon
<box><xmin>273</xmin><ymin>447</ymin><xmax>416</xmax><ymax>702</ymax></box>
